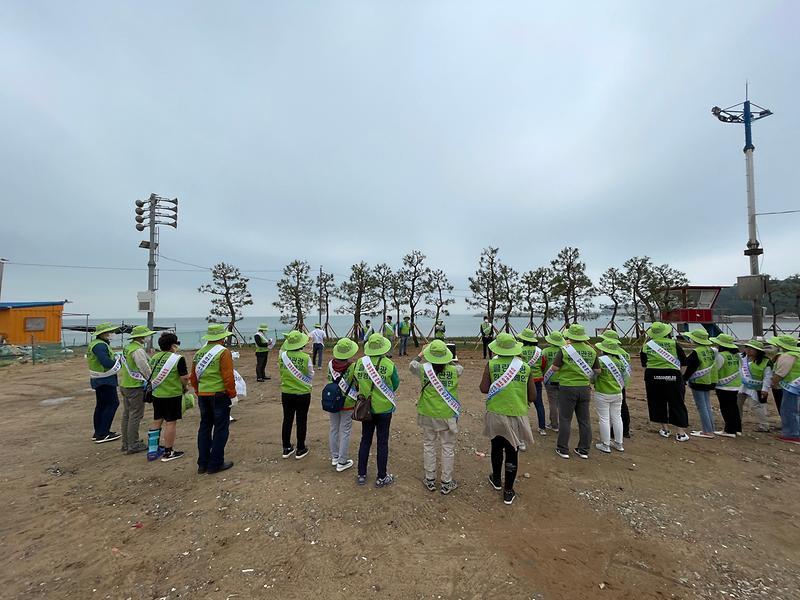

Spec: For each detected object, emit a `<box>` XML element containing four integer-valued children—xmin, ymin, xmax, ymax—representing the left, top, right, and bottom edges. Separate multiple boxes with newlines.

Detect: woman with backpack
<box><xmin>325</xmin><ymin>338</ymin><xmax>360</xmax><ymax>472</ymax></box>
<box><xmin>409</xmin><ymin>340</ymin><xmax>463</xmax><ymax>495</ymax></box>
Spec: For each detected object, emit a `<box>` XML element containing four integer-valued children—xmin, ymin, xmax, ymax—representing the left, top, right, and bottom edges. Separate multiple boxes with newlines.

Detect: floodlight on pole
<box><xmin>712</xmin><ymin>85</ymin><xmax>772</xmax><ymax>337</ymax></box>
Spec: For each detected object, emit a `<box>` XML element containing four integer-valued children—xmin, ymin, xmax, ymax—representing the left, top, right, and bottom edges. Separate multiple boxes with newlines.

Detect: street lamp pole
<box><xmin>712</xmin><ymin>88</ymin><xmax>773</xmax><ymax>337</ymax></box>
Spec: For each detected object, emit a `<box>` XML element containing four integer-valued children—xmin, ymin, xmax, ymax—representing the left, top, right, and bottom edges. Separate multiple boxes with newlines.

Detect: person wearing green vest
<box><xmin>479</xmin><ymin>333</ymin><xmax>535</xmax><ymax>505</ymax></box>
<box><xmin>191</xmin><ymin>324</ymin><xmax>238</xmax><ymax>474</ymax></box>
<box><xmin>710</xmin><ymin>333</ymin><xmax>742</xmax><ymax>438</ymax></box>
<box><xmin>328</xmin><ymin>337</ymin><xmax>360</xmax><ymax>472</ymax></box>
<box><xmin>551</xmin><ymin>324</ymin><xmax>600</xmax><ymax>459</ymax></box>
<box><xmin>254</xmin><ymin>324</ymin><xmax>273</xmax><ymax>382</ymax></box>
<box><xmin>681</xmin><ymin>329</ymin><xmax>719</xmax><ymax>438</ymax></box>
<box><xmin>119</xmin><ymin>325</ymin><xmax>156</xmax><ymax>454</ymax></box>
<box><xmin>542</xmin><ymin>331</ymin><xmax>565</xmax><ymax>431</ymax></box>
<box><xmin>641</xmin><ymin>322</ymin><xmax>689</xmax><ymax>442</ymax></box>
<box><xmin>410</xmin><ymin>340</ymin><xmax>463</xmax><ymax>495</ymax></box>
<box><xmin>398</xmin><ymin>316</ymin><xmax>412</xmax><ymax>356</ymax></box>
<box><xmin>737</xmin><ymin>339</ymin><xmax>772</xmax><ymax>433</ymax></box>
<box><xmin>362</xmin><ymin>320</ymin><xmax>374</xmax><ymax>343</ymax></box>
<box><xmin>600</xmin><ymin>329</ymin><xmax>631</xmax><ymax>439</ymax></box>
<box><xmin>147</xmin><ymin>332</ymin><xmax>190</xmax><ymax>462</ymax></box>
<box><xmin>87</xmin><ymin>322</ymin><xmax>122</xmax><ymax>444</ymax></box>
<box><xmin>518</xmin><ymin>328</ymin><xmax>547</xmax><ymax>437</ymax></box>
<box><xmin>355</xmin><ymin>333</ymin><xmax>400</xmax><ymax>488</ymax></box>
<box><xmin>768</xmin><ymin>334</ymin><xmax>800</xmax><ymax>442</ymax></box>
<box><xmin>278</xmin><ymin>330</ymin><xmax>314</xmax><ymax>460</ymax></box>
<box><xmin>383</xmin><ymin>315</ymin><xmax>395</xmax><ymax>358</ymax></box>
<box><xmin>480</xmin><ymin>316</ymin><xmax>495</xmax><ymax>360</ymax></box>
<box><xmin>593</xmin><ymin>338</ymin><xmax>628</xmax><ymax>453</ymax></box>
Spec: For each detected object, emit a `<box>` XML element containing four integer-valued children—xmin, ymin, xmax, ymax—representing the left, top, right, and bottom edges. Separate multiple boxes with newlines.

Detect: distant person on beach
<box><xmin>711</xmin><ymin>334</ymin><xmax>742</xmax><ymax>438</ymax></box>
<box><xmin>398</xmin><ymin>316</ymin><xmax>411</xmax><ymax>356</ymax></box>
<box><xmin>641</xmin><ymin>322</ymin><xmax>689</xmax><ymax>442</ymax></box>
<box><xmin>362</xmin><ymin>320</ymin><xmax>374</xmax><ymax>343</ymax></box>
<box><xmin>87</xmin><ymin>322</ymin><xmax>123</xmax><ymax>444</ymax></box>
<box><xmin>278</xmin><ymin>330</ymin><xmax>314</xmax><ymax>460</ymax></box>
<box><xmin>542</xmin><ymin>331</ymin><xmax>565</xmax><ymax>431</ymax></box>
<box><xmin>254</xmin><ymin>324</ymin><xmax>273</xmax><ymax>382</ymax></box>
<box><xmin>551</xmin><ymin>324</ymin><xmax>600</xmax><ymax>459</ymax></box>
<box><xmin>310</xmin><ymin>323</ymin><xmax>326</xmax><ymax>369</ymax></box>
<box><xmin>767</xmin><ymin>335</ymin><xmax>800</xmax><ymax>443</ymax></box>
<box><xmin>355</xmin><ymin>333</ymin><xmax>400</xmax><ymax>488</ymax></box>
<box><xmin>593</xmin><ymin>338</ymin><xmax>628</xmax><ymax>454</ymax></box>
<box><xmin>681</xmin><ymin>329</ymin><xmax>719</xmax><ymax>439</ymax></box>
<box><xmin>480</xmin><ymin>317</ymin><xmax>494</xmax><ymax>360</ymax></box>
<box><xmin>147</xmin><ymin>332</ymin><xmax>190</xmax><ymax>462</ymax></box>
<box><xmin>326</xmin><ymin>338</ymin><xmax>359</xmax><ymax>472</ymax></box>
<box><xmin>410</xmin><ymin>340</ymin><xmax>462</xmax><ymax>495</ymax></box>
<box><xmin>479</xmin><ymin>332</ymin><xmax>535</xmax><ymax>505</ymax></box>
<box><xmin>119</xmin><ymin>325</ymin><xmax>156</xmax><ymax>454</ymax></box>
<box><xmin>737</xmin><ymin>339</ymin><xmax>772</xmax><ymax>432</ymax></box>
<box><xmin>517</xmin><ymin>328</ymin><xmax>547</xmax><ymax>439</ymax></box>
<box><xmin>434</xmin><ymin>320</ymin><xmax>446</xmax><ymax>340</ymax></box>
<box><xmin>192</xmin><ymin>324</ymin><xmax>237</xmax><ymax>474</ymax></box>
<box><xmin>383</xmin><ymin>315</ymin><xmax>395</xmax><ymax>358</ymax></box>
<box><xmin>600</xmin><ymin>330</ymin><xmax>632</xmax><ymax>439</ymax></box>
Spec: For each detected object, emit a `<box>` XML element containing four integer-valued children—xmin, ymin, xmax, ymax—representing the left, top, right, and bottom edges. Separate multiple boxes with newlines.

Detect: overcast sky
<box><xmin>1</xmin><ymin>1</ymin><xmax>798</xmax><ymax>319</ymax></box>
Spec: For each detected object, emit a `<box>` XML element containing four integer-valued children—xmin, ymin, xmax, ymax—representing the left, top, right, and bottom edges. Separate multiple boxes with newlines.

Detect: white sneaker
<box><xmin>611</xmin><ymin>441</ymin><xmax>625</xmax><ymax>452</ymax></box>
<box><xmin>714</xmin><ymin>431</ymin><xmax>737</xmax><ymax>439</ymax></box>
<box><xmin>676</xmin><ymin>433</ymin><xmax>690</xmax><ymax>442</ymax></box>
<box><xmin>331</xmin><ymin>458</ymin><xmax>338</xmax><ymax>466</ymax></box>
<box><xmin>539</xmin><ymin>429</ymin><xmax>547</xmax><ymax>436</ymax></box>
<box><xmin>595</xmin><ymin>442</ymin><xmax>611</xmax><ymax>454</ymax></box>
<box><xmin>658</xmin><ymin>429</ymin><xmax>671</xmax><ymax>438</ymax></box>
<box><xmin>336</xmin><ymin>459</ymin><xmax>354</xmax><ymax>472</ymax></box>
<box><xmin>518</xmin><ymin>442</ymin><xmax>527</xmax><ymax>451</ymax></box>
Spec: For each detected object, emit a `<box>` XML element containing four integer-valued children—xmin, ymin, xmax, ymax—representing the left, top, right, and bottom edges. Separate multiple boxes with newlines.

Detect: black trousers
<box><xmin>773</xmin><ymin>388</ymin><xmax>783</xmax><ymax>414</ymax></box>
<box><xmin>482</xmin><ymin>337</ymin><xmax>493</xmax><ymax>359</ymax></box>
<box><xmin>256</xmin><ymin>351</ymin><xmax>269</xmax><ymax>379</ymax></box>
<box><xmin>281</xmin><ymin>393</ymin><xmax>311</xmax><ymax>449</ymax></box>
<box><xmin>490</xmin><ymin>436</ymin><xmax>518</xmax><ymax>491</ymax></box>
<box><xmin>716</xmin><ymin>389</ymin><xmax>742</xmax><ymax>434</ymax></box>
<box><xmin>644</xmin><ymin>369</ymin><xmax>688</xmax><ymax>428</ymax></box>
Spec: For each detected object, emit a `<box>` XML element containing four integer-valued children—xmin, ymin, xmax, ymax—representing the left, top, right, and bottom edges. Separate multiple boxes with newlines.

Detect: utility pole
<box><xmin>134</xmin><ymin>194</ymin><xmax>178</xmax><ymax>346</ymax></box>
<box><xmin>0</xmin><ymin>258</ymin><xmax>7</xmax><ymax>301</ymax></box>
<box><xmin>318</xmin><ymin>265</ymin><xmax>324</xmax><ymax>327</ymax></box>
<box><xmin>712</xmin><ymin>86</ymin><xmax>773</xmax><ymax>337</ymax></box>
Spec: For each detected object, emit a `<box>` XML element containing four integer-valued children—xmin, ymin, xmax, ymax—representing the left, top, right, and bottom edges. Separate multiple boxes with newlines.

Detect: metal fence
<box><xmin>0</xmin><ymin>339</ymin><xmax>79</xmax><ymax>367</ymax></box>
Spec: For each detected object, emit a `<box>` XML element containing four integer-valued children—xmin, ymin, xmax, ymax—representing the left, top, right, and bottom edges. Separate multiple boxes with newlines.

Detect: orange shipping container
<box><xmin>0</xmin><ymin>302</ymin><xmax>65</xmax><ymax>345</ymax></box>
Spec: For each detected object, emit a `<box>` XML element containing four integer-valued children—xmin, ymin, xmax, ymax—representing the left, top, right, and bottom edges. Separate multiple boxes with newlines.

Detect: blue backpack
<box><xmin>321</xmin><ymin>373</ymin><xmax>353</xmax><ymax>413</ymax></box>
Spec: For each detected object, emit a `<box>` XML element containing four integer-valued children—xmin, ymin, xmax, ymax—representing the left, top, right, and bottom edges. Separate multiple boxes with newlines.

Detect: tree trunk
<box><xmin>610</xmin><ymin>300</ymin><xmax>618</xmax><ymax>330</ymax></box>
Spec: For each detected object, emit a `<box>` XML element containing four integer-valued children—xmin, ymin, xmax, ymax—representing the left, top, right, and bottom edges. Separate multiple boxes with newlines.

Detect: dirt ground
<box><xmin>0</xmin><ymin>347</ymin><xmax>798</xmax><ymax>600</ymax></box>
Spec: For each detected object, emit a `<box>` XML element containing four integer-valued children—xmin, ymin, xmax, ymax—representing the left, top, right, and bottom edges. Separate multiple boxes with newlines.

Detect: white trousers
<box><xmin>594</xmin><ymin>391</ymin><xmax>623</xmax><ymax>446</ymax></box>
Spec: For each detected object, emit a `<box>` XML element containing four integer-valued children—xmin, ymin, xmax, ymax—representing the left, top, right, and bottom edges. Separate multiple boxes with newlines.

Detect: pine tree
<box><xmin>467</xmin><ymin>247</ymin><xmax>501</xmax><ymax>323</ymax></box>
<box><xmin>198</xmin><ymin>262</ymin><xmax>254</xmax><ymax>334</ymax></box>
<box><xmin>272</xmin><ymin>260</ymin><xmax>315</xmax><ymax>329</ymax></box>
<box><xmin>336</xmin><ymin>262</ymin><xmax>378</xmax><ymax>340</ymax></box>
<box><xmin>424</xmin><ymin>269</ymin><xmax>455</xmax><ymax>324</ymax></box>
<box><xmin>597</xmin><ymin>267</ymin><xmax>627</xmax><ymax>331</ymax></box>
<box><xmin>551</xmin><ymin>247</ymin><xmax>594</xmax><ymax>327</ymax></box>
<box><xmin>399</xmin><ymin>250</ymin><xmax>432</xmax><ymax>347</ymax></box>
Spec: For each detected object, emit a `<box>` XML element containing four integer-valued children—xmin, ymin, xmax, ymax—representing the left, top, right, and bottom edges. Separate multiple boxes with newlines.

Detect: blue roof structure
<box><xmin>0</xmin><ymin>301</ymin><xmax>66</xmax><ymax>309</ymax></box>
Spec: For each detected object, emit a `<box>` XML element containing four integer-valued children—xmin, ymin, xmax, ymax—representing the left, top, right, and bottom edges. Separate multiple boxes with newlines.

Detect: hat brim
<box><xmin>333</xmin><ymin>344</ymin><xmax>358</xmax><ymax>360</ymax></box>
<box><xmin>517</xmin><ymin>334</ymin><xmax>538</xmax><ymax>343</ymax></box>
<box><xmin>94</xmin><ymin>325</ymin><xmax>119</xmax><ymax>336</ymax></box>
<box><xmin>488</xmin><ymin>339</ymin><xmax>523</xmax><ymax>356</ymax></box>
<box><xmin>423</xmin><ymin>346</ymin><xmax>453</xmax><ymax>364</ymax></box>
<box><xmin>685</xmin><ymin>332</ymin><xmax>713</xmax><ymax>346</ymax></box>
<box><xmin>743</xmin><ymin>342</ymin><xmax>765</xmax><ymax>352</ymax></box>
<box><xmin>600</xmin><ymin>333</ymin><xmax>620</xmax><ymax>342</ymax></box>
<box><xmin>364</xmin><ymin>338</ymin><xmax>392</xmax><ymax>356</ymax></box>
<box><xmin>129</xmin><ymin>329</ymin><xmax>157</xmax><ymax>339</ymax></box>
<box><xmin>283</xmin><ymin>332</ymin><xmax>310</xmax><ymax>351</ymax></box>
<box><xmin>646</xmin><ymin>328</ymin><xmax>671</xmax><ymax>339</ymax></box>
<box><xmin>596</xmin><ymin>342</ymin><xmax>624</xmax><ymax>356</ymax></box>
<box><xmin>544</xmin><ymin>334</ymin><xmax>565</xmax><ymax>346</ymax></box>
<box><xmin>564</xmin><ymin>332</ymin><xmax>590</xmax><ymax>342</ymax></box>
<box><xmin>768</xmin><ymin>337</ymin><xmax>798</xmax><ymax>352</ymax></box>
<box><xmin>709</xmin><ymin>336</ymin><xmax>738</xmax><ymax>350</ymax></box>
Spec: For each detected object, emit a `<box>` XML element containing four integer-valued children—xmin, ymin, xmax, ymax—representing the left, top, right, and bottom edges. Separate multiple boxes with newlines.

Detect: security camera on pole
<box><xmin>134</xmin><ymin>194</ymin><xmax>178</xmax><ymax>346</ymax></box>
<box><xmin>712</xmin><ymin>86</ymin><xmax>772</xmax><ymax>337</ymax></box>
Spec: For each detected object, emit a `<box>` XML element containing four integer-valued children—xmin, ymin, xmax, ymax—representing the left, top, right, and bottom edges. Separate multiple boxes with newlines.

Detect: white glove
<box><xmin>231</xmin><ymin>351</ymin><xmax>241</xmax><ymax>360</ymax></box>
<box><xmin>230</xmin><ymin>396</ymin><xmax>239</xmax><ymax>406</ymax></box>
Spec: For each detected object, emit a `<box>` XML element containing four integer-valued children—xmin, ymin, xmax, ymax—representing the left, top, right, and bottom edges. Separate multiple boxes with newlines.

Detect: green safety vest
<box><xmin>481</xmin><ymin>322</ymin><xmax>493</xmax><ymax>336</ymax></box>
<box><xmin>558</xmin><ymin>342</ymin><xmax>597</xmax><ymax>387</ymax></box>
<box><xmin>486</xmin><ymin>357</ymin><xmax>530</xmax><ymax>417</ymax></box>
<box><xmin>520</xmin><ymin>345</ymin><xmax>544</xmax><ymax>379</ymax></box>
<box><xmin>278</xmin><ymin>350</ymin><xmax>312</xmax><ymax>394</ymax></box>
<box><xmin>742</xmin><ymin>357</ymin><xmax>769</xmax><ymax>389</ymax></box>
<box><xmin>779</xmin><ymin>352</ymin><xmax>800</xmax><ymax>392</ymax></box>
<box><xmin>328</xmin><ymin>362</ymin><xmax>358</xmax><ymax>409</ymax></box>
<box><xmin>417</xmin><ymin>364</ymin><xmax>459</xmax><ymax>419</ymax></box>
<box><xmin>399</xmin><ymin>321</ymin><xmax>411</xmax><ymax>336</ymax></box>
<box><xmin>355</xmin><ymin>357</ymin><xmax>397</xmax><ymax>414</ymax></box>
<box><xmin>255</xmin><ymin>332</ymin><xmax>270</xmax><ymax>353</ymax></box>
<box><xmin>87</xmin><ymin>338</ymin><xmax>115</xmax><ymax>374</ymax></box>
<box><xmin>120</xmin><ymin>340</ymin><xmax>145</xmax><ymax>388</ymax></box>
<box><xmin>149</xmin><ymin>351</ymin><xmax>184</xmax><ymax>398</ymax></box>
<box><xmin>193</xmin><ymin>343</ymin><xmax>227</xmax><ymax>394</ymax></box>
<box><xmin>717</xmin><ymin>350</ymin><xmax>742</xmax><ymax>388</ymax></box>
<box><xmin>542</xmin><ymin>346</ymin><xmax>561</xmax><ymax>384</ymax></box>
<box><xmin>689</xmin><ymin>347</ymin><xmax>718</xmax><ymax>385</ymax></box>
<box><xmin>434</xmin><ymin>326</ymin><xmax>445</xmax><ymax>340</ymax></box>
<box><xmin>595</xmin><ymin>354</ymin><xmax>625</xmax><ymax>395</ymax></box>
<box><xmin>383</xmin><ymin>323</ymin><xmax>394</xmax><ymax>337</ymax></box>
<box><xmin>642</xmin><ymin>338</ymin><xmax>680</xmax><ymax>371</ymax></box>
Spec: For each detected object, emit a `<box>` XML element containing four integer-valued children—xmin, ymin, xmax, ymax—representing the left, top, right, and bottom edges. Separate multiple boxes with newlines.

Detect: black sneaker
<box><xmin>126</xmin><ymin>441</ymin><xmax>147</xmax><ymax>455</ymax></box>
<box><xmin>161</xmin><ymin>450</ymin><xmax>185</xmax><ymax>462</ymax></box>
<box><xmin>282</xmin><ymin>445</ymin><xmax>295</xmax><ymax>459</ymax></box>
<box><xmin>574</xmin><ymin>448</ymin><xmax>589</xmax><ymax>459</ymax></box>
<box><xmin>555</xmin><ymin>448</ymin><xmax>570</xmax><ymax>459</ymax></box>
<box><xmin>488</xmin><ymin>474</ymin><xmax>502</xmax><ymax>490</ymax></box>
<box><xmin>197</xmin><ymin>465</ymin><xmax>207</xmax><ymax>474</ymax></box>
<box><xmin>440</xmin><ymin>480</ymin><xmax>458</xmax><ymax>495</ymax></box>
<box><xmin>295</xmin><ymin>447</ymin><xmax>309</xmax><ymax>460</ymax></box>
<box><xmin>503</xmin><ymin>489</ymin><xmax>516</xmax><ymax>505</ymax></box>
<box><xmin>207</xmin><ymin>461</ymin><xmax>234</xmax><ymax>474</ymax></box>
<box><xmin>424</xmin><ymin>478</ymin><xmax>437</xmax><ymax>492</ymax></box>
<box><xmin>95</xmin><ymin>432</ymin><xmax>121</xmax><ymax>444</ymax></box>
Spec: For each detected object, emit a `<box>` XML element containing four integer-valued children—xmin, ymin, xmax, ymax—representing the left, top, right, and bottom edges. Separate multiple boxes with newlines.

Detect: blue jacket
<box><xmin>90</xmin><ymin>342</ymin><xmax>118</xmax><ymax>389</ymax></box>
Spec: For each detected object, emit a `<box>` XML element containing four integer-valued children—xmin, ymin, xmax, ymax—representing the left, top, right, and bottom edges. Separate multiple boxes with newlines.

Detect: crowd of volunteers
<box><xmin>86</xmin><ymin>317</ymin><xmax>800</xmax><ymax>505</ymax></box>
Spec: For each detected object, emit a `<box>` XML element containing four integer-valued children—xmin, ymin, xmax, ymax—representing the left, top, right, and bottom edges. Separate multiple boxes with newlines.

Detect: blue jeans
<box><xmin>779</xmin><ymin>391</ymin><xmax>800</xmax><ymax>438</ymax></box>
<box><xmin>93</xmin><ymin>385</ymin><xmax>119</xmax><ymax>438</ymax></box>
<box><xmin>531</xmin><ymin>381</ymin><xmax>546</xmax><ymax>430</ymax></box>
<box><xmin>312</xmin><ymin>343</ymin><xmax>324</xmax><ymax>368</ymax></box>
<box><xmin>690</xmin><ymin>388</ymin><xmax>715</xmax><ymax>433</ymax></box>
<box><xmin>399</xmin><ymin>336</ymin><xmax>409</xmax><ymax>356</ymax></box>
<box><xmin>358</xmin><ymin>412</ymin><xmax>392</xmax><ymax>479</ymax></box>
<box><xmin>197</xmin><ymin>394</ymin><xmax>232</xmax><ymax>470</ymax></box>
